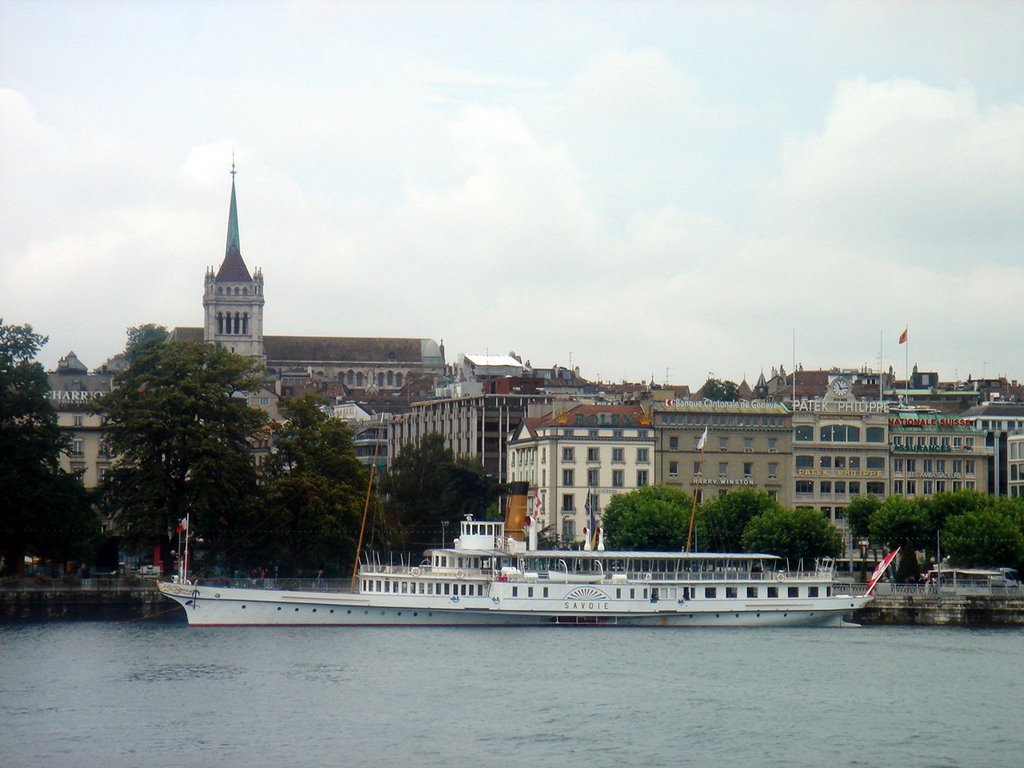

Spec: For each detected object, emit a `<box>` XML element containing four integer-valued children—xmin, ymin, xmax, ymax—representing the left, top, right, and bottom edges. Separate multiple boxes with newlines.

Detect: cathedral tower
<box><xmin>203</xmin><ymin>165</ymin><xmax>265</xmax><ymax>361</ymax></box>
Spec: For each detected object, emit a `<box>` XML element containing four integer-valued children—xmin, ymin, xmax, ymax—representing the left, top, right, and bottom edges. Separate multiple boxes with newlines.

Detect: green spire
<box><xmin>215</xmin><ymin>161</ymin><xmax>252</xmax><ymax>282</ymax></box>
<box><xmin>226</xmin><ymin>161</ymin><xmax>240</xmax><ymax>255</ymax></box>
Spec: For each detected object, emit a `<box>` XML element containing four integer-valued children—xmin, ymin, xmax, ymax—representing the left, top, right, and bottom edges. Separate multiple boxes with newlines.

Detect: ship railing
<box><xmin>869</xmin><ymin>582</ymin><xmax>1024</xmax><ymax>597</ymax></box>
<box><xmin>195</xmin><ymin>578</ymin><xmax>353</xmax><ymax>592</ymax></box>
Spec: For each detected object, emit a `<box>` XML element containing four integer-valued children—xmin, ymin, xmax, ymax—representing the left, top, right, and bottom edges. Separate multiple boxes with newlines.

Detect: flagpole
<box><xmin>686</xmin><ymin>427</ymin><xmax>708</xmax><ymax>553</ymax></box>
<box><xmin>182</xmin><ymin>515</ymin><xmax>190</xmax><ymax>584</ymax></box>
<box><xmin>879</xmin><ymin>331</ymin><xmax>883</xmax><ymax>401</ymax></box>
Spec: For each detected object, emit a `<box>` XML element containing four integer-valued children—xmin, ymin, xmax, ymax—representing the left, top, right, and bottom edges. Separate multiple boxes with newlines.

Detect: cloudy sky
<box><xmin>2</xmin><ymin>1</ymin><xmax>1022</xmax><ymax>387</ymax></box>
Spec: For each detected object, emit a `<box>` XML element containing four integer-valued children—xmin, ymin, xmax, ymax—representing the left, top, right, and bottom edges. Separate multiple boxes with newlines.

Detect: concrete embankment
<box><xmin>855</xmin><ymin>593</ymin><xmax>1024</xmax><ymax>626</ymax></box>
<box><xmin>0</xmin><ymin>579</ymin><xmax>183</xmax><ymax>622</ymax></box>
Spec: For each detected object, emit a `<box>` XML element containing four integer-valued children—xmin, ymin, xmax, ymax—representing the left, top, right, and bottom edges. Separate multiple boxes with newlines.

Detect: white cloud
<box><xmin>769</xmin><ymin>79</ymin><xmax>1024</xmax><ymax>265</ymax></box>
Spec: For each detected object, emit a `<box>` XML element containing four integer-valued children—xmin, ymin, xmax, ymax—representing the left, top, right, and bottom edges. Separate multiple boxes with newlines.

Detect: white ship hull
<box><xmin>158</xmin><ymin>581</ymin><xmax>870</xmax><ymax>628</ymax></box>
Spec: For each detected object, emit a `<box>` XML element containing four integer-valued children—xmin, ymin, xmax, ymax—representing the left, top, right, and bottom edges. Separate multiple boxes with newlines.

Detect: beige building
<box><xmin>791</xmin><ymin>384</ymin><xmax>891</xmax><ymax>529</ymax></box>
<box><xmin>507</xmin><ymin>404</ymin><xmax>655</xmax><ymax>544</ymax></box>
<box><xmin>888</xmin><ymin>411</ymin><xmax>988</xmax><ymax>498</ymax></box>
<box><xmin>46</xmin><ymin>352</ymin><xmax>113</xmax><ymax>491</ymax></box>
<box><xmin>652</xmin><ymin>399</ymin><xmax>792</xmax><ymax>506</ymax></box>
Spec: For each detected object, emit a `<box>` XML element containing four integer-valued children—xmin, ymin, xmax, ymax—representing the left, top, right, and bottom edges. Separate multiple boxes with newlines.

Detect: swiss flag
<box><xmin>898</xmin><ymin>327</ymin><xmax>908</xmax><ymax>345</ymax></box>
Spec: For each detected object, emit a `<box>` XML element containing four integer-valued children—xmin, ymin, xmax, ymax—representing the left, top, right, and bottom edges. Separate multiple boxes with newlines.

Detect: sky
<box><xmin>2</xmin><ymin>1</ymin><xmax>1022</xmax><ymax>388</ymax></box>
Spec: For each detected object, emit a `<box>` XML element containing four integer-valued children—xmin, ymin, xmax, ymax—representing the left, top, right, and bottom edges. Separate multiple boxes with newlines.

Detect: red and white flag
<box><xmin>533</xmin><ymin>489</ymin><xmax>543</xmax><ymax>520</ymax></box>
<box><xmin>866</xmin><ymin>547</ymin><xmax>900</xmax><ymax>596</ymax></box>
<box><xmin>175</xmin><ymin>515</ymin><xmax>188</xmax><ymax>534</ymax></box>
<box><xmin>898</xmin><ymin>326</ymin><xmax>908</xmax><ymax>345</ymax></box>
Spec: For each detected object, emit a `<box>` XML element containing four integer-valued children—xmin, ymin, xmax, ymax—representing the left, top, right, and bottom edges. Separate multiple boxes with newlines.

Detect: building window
<box><xmin>795</xmin><ymin>480</ymin><xmax>813</xmax><ymax>494</ymax></box>
<box><xmin>820</xmin><ymin>481</ymin><xmax>832</xmax><ymax>494</ymax></box>
<box><xmin>637</xmin><ymin>470</ymin><xmax>648</xmax><ymax>487</ymax></box>
<box><xmin>612</xmin><ymin>448</ymin><xmax>624</xmax><ymax>462</ymax></box>
<box><xmin>561</xmin><ymin>494</ymin><xmax>575</xmax><ymax>512</ymax></box>
<box><xmin>866</xmin><ymin>457</ymin><xmax>886</xmax><ymax>471</ymax></box>
<box><xmin>866</xmin><ymin>482</ymin><xmax>885</xmax><ymax>494</ymax></box>
<box><xmin>669</xmin><ymin>436</ymin><xmax>679</xmax><ymax>450</ymax></box>
<box><xmin>866</xmin><ymin>426</ymin><xmax>885</xmax><ymax>443</ymax></box>
<box><xmin>718</xmin><ymin>462</ymin><xmax>728</xmax><ymax>476</ymax></box>
<box><xmin>562</xmin><ymin>469</ymin><xmax>575</xmax><ymax>486</ymax></box>
<box><xmin>612</xmin><ymin>470</ymin><xmax>624</xmax><ymax>488</ymax></box>
<box><xmin>587</xmin><ymin>468</ymin><xmax>599</xmax><ymax>487</ymax></box>
<box><xmin>73</xmin><ymin>414</ymin><xmax>84</xmax><ymax>427</ymax></box>
<box><xmin>768</xmin><ymin>438</ymin><xmax>778</xmax><ymax>452</ymax></box>
<box><xmin>561</xmin><ymin>519</ymin><xmax>575</xmax><ymax>542</ymax></box>
<box><xmin>636</xmin><ymin>448</ymin><xmax>649</xmax><ymax>463</ymax></box>
<box><xmin>743</xmin><ymin>438</ymin><xmax>753</xmax><ymax>452</ymax></box>
<box><xmin>796</xmin><ymin>455</ymin><xmax>813</xmax><ymax>469</ymax></box>
<box><xmin>743</xmin><ymin>462</ymin><xmax>753</xmax><ymax>478</ymax></box>
<box><xmin>587</xmin><ymin>447</ymin><xmax>599</xmax><ymax>462</ymax></box>
<box><xmin>795</xmin><ymin>426</ymin><xmax>813</xmax><ymax>441</ymax></box>
<box><xmin>562</xmin><ymin>447</ymin><xmax>574</xmax><ymax>462</ymax></box>
<box><xmin>718</xmin><ymin>437</ymin><xmax>728</xmax><ymax>451</ymax></box>
<box><xmin>819</xmin><ymin>456</ymin><xmax>832</xmax><ymax>469</ymax></box>
<box><xmin>669</xmin><ymin>461</ymin><xmax>679</xmax><ymax>477</ymax></box>
<box><xmin>768</xmin><ymin>462</ymin><xmax>778</xmax><ymax>478</ymax></box>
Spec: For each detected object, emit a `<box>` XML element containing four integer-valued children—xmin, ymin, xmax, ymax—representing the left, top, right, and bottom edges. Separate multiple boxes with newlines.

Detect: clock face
<box><xmin>832</xmin><ymin>378</ymin><xmax>850</xmax><ymax>396</ymax></box>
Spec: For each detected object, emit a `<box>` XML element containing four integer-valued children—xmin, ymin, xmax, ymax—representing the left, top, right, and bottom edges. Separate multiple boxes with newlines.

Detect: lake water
<box><xmin>1</xmin><ymin>620</ymin><xmax>1022</xmax><ymax>768</ymax></box>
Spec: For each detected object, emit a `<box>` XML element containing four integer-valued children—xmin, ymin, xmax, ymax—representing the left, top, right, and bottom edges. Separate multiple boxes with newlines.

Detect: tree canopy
<box><xmin>96</xmin><ymin>339</ymin><xmax>268</xmax><ymax>574</ymax></box>
<box><xmin>700</xmin><ymin>377</ymin><xmax>741</xmax><ymax>402</ymax></box>
<box><xmin>601</xmin><ymin>485</ymin><xmax>691</xmax><ymax>551</ymax></box>
<box><xmin>941</xmin><ymin>504</ymin><xmax>1024</xmax><ymax>572</ymax></box>
<box><xmin>741</xmin><ymin>506</ymin><xmax>844</xmax><ymax>562</ymax></box>
<box><xmin>696</xmin><ymin>489</ymin><xmax>779</xmax><ymax>552</ymax></box>
<box><xmin>867</xmin><ymin>496</ymin><xmax>930</xmax><ymax>580</ymax></box>
<box><xmin>261</xmin><ymin>394</ymin><xmax>369</xmax><ymax>576</ymax></box>
<box><xmin>383</xmin><ymin>433</ymin><xmax>502</xmax><ymax>550</ymax></box>
<box><xmin>1</xmin><ymin>320</ymin><xmax>98</xmax><ymax>575</ymax></box>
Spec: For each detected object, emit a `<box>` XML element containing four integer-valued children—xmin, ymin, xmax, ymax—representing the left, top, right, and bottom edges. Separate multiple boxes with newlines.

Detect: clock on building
<box><xmin>831</xmin><ymin>378</ymin><xmax>851</xmax><ymax>397</ymax></box>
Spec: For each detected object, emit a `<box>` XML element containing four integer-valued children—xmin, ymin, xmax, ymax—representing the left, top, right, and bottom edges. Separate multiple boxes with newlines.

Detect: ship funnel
<box><xmin>504</xmin><ymin>481</ymin><xmax>529</xmax><ymax>542</ymax></box>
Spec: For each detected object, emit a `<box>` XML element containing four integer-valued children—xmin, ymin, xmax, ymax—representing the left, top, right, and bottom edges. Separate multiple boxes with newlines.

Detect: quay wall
<box><xmin>0</xmin><ymin>579</ymin><xmax>183</xmax><ymax>623</ymax></box>
<box><xmin>854</xmin><ymin>593</ymin><xmax>1024</xmax><ymax>627</ymax></box>
<box><xmin>3</xmin><ymin>581</ymin><xmax>1024</xmax><ymax>626</ymax></box>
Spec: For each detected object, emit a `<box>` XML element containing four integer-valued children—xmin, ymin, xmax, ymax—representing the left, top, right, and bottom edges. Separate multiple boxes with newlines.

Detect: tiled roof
<box><xmin>264</xmin><ymin>336</ymin><xmax>427</xmax><ymax>364</ymax></box>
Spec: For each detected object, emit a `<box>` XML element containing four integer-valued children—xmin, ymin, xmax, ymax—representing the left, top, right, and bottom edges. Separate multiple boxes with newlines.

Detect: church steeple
<box><xmin>216</xmin><ymin>162</ymin><xmax>252</xmax><ymax>282</ymax></box>
<box><xmin>203</xmin><ymin>163</ymin><xmax>265</xmax><ymax>362</ymax></box>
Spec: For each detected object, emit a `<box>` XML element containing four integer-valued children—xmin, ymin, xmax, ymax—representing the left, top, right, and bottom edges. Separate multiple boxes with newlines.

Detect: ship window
<box><xmin>528</xmin><ymin>587</ymin><xmax>534</xmax><ymax>597</ymax></box>
<box><xmin>444</xmin><ymin>583</ymin><xmax>450</xmax><ymax>595</ymax></box>
<box><xmin>543</xmin><ymin>587</ymin><xmax>548</xmax><ymax>598</ymax></box>
<box><xmin>746</xmin><ymin>587</ymin><xmax>758</xmax><ymax>598</ymax></box>
<box><xmin>768</xmin><ymin>587</ymin><xmax>778</xmax><ymax>598</ymax></box>
<box><xmin>809</xmin><ymin>586</ymin><xmax>819</xmax><ymax>597</ymax></box>
<box><xmin>726</xmin><ymin>587</ymin><xmax>737</xmax><ymax>598</ymax></box>
<box><xmin>705</xmin><ymin>587</ymin><xmax>716</xmax><ymax>598</ymax></box>
<box><xmin>788</xmin><ymin>586</ymin><xmax>799</xmax><ymax>598</ymax></box>
<box><xmin>630</xmin><ymin>589</ymin><xmax>635</xmax><ymax>599</ymax></box>
<box><xmin>616</xmin><ymin>589</ymin><xmax>621</xmax><ymax>599</ymax></box>
<box><xmin>512</xmin><ymin>587</ymin><xmax>518</xmax><ymax>597</ymax></box>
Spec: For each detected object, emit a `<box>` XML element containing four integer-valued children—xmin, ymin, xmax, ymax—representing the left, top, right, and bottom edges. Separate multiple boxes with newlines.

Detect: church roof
<box><xmin>215</xmin><ymin>170</ymin><xmax>253</xmax><ymax>282</ymax></box>
<box><xmin>167</xmin><ymin>327</ymin><xmax>442</xmax><ymax>366</ymax></box>
<box><xmin>264</xmin><ymin>336</ymin><xmax>430</xmax><ymax>365</ymax></box>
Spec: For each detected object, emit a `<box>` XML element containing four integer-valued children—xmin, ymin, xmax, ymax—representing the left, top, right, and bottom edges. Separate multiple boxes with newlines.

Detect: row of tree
<box><xmin>4</xmin><ymin>318</ymin><xmax>1023</xmax><ymax>579</ymax></box>
<box><xmin>600</xmin><ymin>485</ymin><xmax>1024</xmax><ymax>577</ymax></box>
<box><xmin>1</xmin><ymin>321</ymin><xmax>501</xmax><ymax>578</ymax></box>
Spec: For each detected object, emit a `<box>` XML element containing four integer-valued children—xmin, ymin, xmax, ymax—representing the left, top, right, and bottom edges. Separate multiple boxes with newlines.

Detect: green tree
<box><xmin>696</xmin><ymin>488</ymin><xmax>779</xmax><ymax>552</ymax></box>
<box><xmin>701</xmin><ymin>377</ymin><xmax>740</xmax><ymax>402</ymax></box>
<box><xmin>601</xmin><ymin>485</ymin><xmax>691</xmax><ymax>551</ymax></box>
<box><xmin>125</xmin><ymin>324</ymin><xmax>169</xmax><ymax>363</ymax></box>
<box><xmin>845</xmin><ymin>495</ymin><xmax>881</xmax><ymax>539</ymax></box>
<box><xmin>941</xmin><ymin>506</ymin><xmax>1024</xmax><ymax>571</ymax></box>
<box><xmin>261</xmin><ymin>394</ymin><xmax>368</xmax><ymax>576</ymax></box>
<box><xmin>741</xmin><ymin>506</ymin><xmax>843</xmax><ymax>562</ymax></box>
<box><xmin>95</xmin><ymin>339</ymin><xmax>267</xmax><ymax>574</ymax></box>
<box><xmin>920</xmin><ymin>490</ymin><xmax>989</xmax><ymax>536</ymax></box>
<box><xmin>868</xmin><ymin>496</ymin><xmax>930</xmax><ymax>581</ymax></box>
<box><xmin>383</xmin><ymin>433</ymin><xmax>501</xmax><ymax>550</ymax></box>
<box><xmin>1</xmin><ymin>320</ymin><xmax>98</xmax><ymax>575</ymax></box>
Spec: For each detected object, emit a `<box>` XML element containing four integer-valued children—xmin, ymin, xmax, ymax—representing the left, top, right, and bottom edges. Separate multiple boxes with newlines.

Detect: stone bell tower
<box><xmin>203</xmin><ymin>163</ymin><xmax>265</xmax><ymax>362</ymax></box>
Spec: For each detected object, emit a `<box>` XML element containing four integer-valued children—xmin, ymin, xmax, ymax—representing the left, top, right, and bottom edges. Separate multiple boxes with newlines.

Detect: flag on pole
<box><xmin>176</xmin><ymin>515</ymin><xmax>188</xmax><ymax>534</ymax></box>
<box><xmin>533</xmin><ymin>489</ymin><xmax>543</xmax><ymax>520</ymax></box>
<box><xmin>866</xmin><ymin>547</ymin><xmax>900</xmax><ymax>596</ymax></box>
<box><xmin>696</xmin><ymin>426</ymin><xmax>708</xmax><ymax>451</ymax></box>
<box><xmin>586</xmin><ymin>490</ymin><xmax>596</xmax><ymax>549</ymax></box>
<box><xmin>898</xmin><ymin>326</ymin><xmax>908</xmax><ymax>345</ymax></box>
